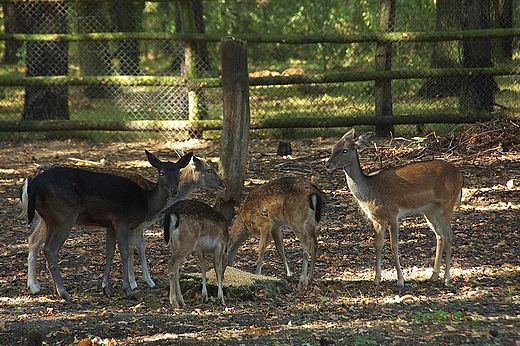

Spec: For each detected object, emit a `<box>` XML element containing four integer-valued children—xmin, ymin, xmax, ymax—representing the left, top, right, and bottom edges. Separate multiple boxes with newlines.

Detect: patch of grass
<box><xmin>414</xmin><ymin>309</ymin><xmax>469</xmax><ymax>325</ymax></box>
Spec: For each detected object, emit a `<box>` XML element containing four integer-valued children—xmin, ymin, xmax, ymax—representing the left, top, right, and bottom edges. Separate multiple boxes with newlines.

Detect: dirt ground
<box><xmin>0</xmin><ymin>121</ymin><xmax>519</xmax><ymax>345</ymax></box>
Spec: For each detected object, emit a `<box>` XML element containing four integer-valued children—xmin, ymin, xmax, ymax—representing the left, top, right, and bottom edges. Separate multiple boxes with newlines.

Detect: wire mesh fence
<box><xmin>0</xmin><ymin>0</ymin><xmax>519</xmax><ymax>141</ymax></box>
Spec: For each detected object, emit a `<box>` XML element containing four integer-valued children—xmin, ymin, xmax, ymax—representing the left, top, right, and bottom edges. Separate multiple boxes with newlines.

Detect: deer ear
<box><xmin>145</xmin><ymin>150</ymin><xmax>163</xmax><ymax>169</ymax></box>
<box><xmin>356</xmin><ymin>132</ymin><xmax>372</xmax><ymax>146</ymax></box>
<box><xmin>192</xmin><ymin>155</ymin><xmax>201</xmax><ymax>168</ymax></box>
<box><xmin>341</xmin><ymin>128</ymin><xmax>356</xmax><ymax>141</ymax></box>
<box><xmin>177</xmin><ymin>152</ymin><xmax>194</xmax><ymax>169</ymax></box>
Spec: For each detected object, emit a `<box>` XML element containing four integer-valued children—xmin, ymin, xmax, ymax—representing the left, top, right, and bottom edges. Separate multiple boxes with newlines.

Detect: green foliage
<box><xmin>414</xmin><ymin>309</ymin><xmax>468</xmax><ymax>325</ymax></box>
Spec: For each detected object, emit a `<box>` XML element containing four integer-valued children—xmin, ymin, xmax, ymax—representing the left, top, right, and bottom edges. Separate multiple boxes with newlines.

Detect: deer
<box><xmin>325</xmin><ymin>128</ymin><xmax>463</xmax><ymax>289</ymax></box>
<box><xmin>162</xmin><ymin>200</ymin><xmax>229</xmax><ymax>308</ymax></box>
<box><xmin>20</xmin><ymin>150</ymin><xmax>192</xmax><ymax>301</ymax></box>
<box><xmin>227</xmin><ymin>177</ymin><xmax>326</xmax><ymax>290</ymax></box>
<box><xmin>21</xmin><ymin>155</ymin><xmax>226</xmax><ymax>295</ymax></box>
<box><xmin>126</xmin><ymin>155</ymin><xmax>227</xmax><ymax>289</ymax></box>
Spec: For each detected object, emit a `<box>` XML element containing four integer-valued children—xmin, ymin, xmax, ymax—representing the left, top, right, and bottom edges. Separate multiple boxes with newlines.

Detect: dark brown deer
<box><xmin>162</xmin><ymin>200</ymin><xmax>229</xmax><ymax>308</ymax></box>
<box><xmin>21</xmin><ymin>151</ymin><xmax>192</xmax><ymax>301</ymax></box>
<box><xmin>22</xmin><ymin>155</ymin><xmax>225</xmax><ymax>294</ymax></box>
<box><xmin>227</xmin><ymin>177</ymin><xmax>326</xmax><ymax>289</ymax></box>
<box><xmin>325</xmin><ymin>128</ymin><xmax>463</xmax><ymax>288</ymax></box>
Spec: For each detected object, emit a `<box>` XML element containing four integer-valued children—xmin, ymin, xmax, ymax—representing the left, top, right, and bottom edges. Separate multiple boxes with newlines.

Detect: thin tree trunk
<box><xmin>110</xmin><ymin>1</ymin><xmax>144</xmax><ymax>76</ymax></box>
<box><xmin>374</xmin><ymin>0</ymin><xmax>395</xmax><ymax>137</ymax></box>
<box><xmin>460</xmin><ymin>0</ymin><xmax>498</xmax><ymax>113</ymax></box>
<box><xmin>78</xmin><ymin>2</ymin><xmax>115</xmax><ymax>99</ymax></box>
<box><xmin>417</xmin><ymin>0</ymin><xmax>462</xmax><ymax>98</ymax></box>
<box><xmin>22</xmin><ymin>1</ymin><xmax>69</xmax><ymax>120</ymax></box>
<box><xmin>1</xmin><ymin>3</ymin><xmax>25</xmax><ymax>64</ymax></box>
<box><xmin>214</xmin><ymin>38</ymin><xmax>250</xmax><ymax>224</ymax></box>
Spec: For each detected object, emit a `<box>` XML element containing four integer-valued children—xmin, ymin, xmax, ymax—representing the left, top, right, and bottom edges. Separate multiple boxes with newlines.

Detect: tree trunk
<box><xmin>214</xmin><ymin>38</ymin><xmax>250</xmax><ymax>224</ymax></box>
<box><xmin>78</xmin><ymin>2</ymin><xmax>115</xmax><ymax>99</ymax></box>
<box><xmin>22</xmin><ymin>1</ymin><xmax>69</xmax><ymax>121</ymax></box>
<box><xmin>178</xmin><ymin>0</ymin><xmax>207</xmax><ymax>129</ymax></box>
<box><xmin>1</xmin><ymin>3</ymin><xmax>25</xmax><ymax>64</ymax></box>
<box><xmin>192</xmin><ymin>0</ymin><xmax>211</xmax><ymax>72</ymax></box>
<box><xmin>417</xmin><ymin>0</ymin><xmax>462</xmax><ymax>98</ymax></box>
<box><xmin>460</xmin><ymin>0</ymin><xmax>498</xmax><ymax>113</ymax></box>
<box><xmin>496</xmin><ymin>0</ymin><xmax>514</xmax><ymax>60</ymax></box>
<box><xmin>110</xmin><ymin>1</ymin><xmax>144</xmax><ymax>76</ymax></box>
<box><xmin>374</xmin><ymin>0</ymin><xmax>395</xmax><ymax>137</ymax></box>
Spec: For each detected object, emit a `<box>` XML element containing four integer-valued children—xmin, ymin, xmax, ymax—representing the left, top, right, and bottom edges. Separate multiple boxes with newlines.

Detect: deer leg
<box><xmin>255</xmin><ymin>225</ymin><xmax>271</xmax><ymax>275</ymax></box>
<box><xmin>27</xmin><ymin>217</ymin><xmax>46</xmax><ymax>294</ymax></box>
<box><xmin>372</xmin><ymin>220</ymin><xmax>385</xmax><ymax>286</ymax></box>
<box><xmin>425</xmin><ymin>210</ymin><xmax>452</xmax><ymax>285</ymax></box>
<box><xmin>168</xmin><ymin>246</ymin><xmax>188</xmax><ymax>308</ymax></box>
<box><xmin>271</xmin><ymin>226</ymin><xmax>292</xmax><ymax>277</ymax></box>
<box><xmin>127</xmin><ymin>228</ymin><xmax>138</xmax><ymax>290</ymax></box>
<box><xmin>298</xmin><ymin>236</ymin><xmax>310</xmax><ymax>290</ymax></box>
<box><xmin>214</xmin><ymin>245</ymin><xmax>226</xmax><ymax>305</ymax></box>
<box><xmin>43</xmin><ymin>223</ymin><xmax>74</xmax><ymax>302</ymax></box>
<box><xmin>103</xmin><ymin>229</ymin><xmax>117</xmax><ymax>296</ymax></box>
<box><xmin>134</xmin><ymin>227</ymin><xmax>156</xmax><ymax>288</ymax></box>
<box><xmin>307</xmin><ymin>226</ymin><xmax>318</xmax><ymax>287</ymax></box>
<box><xmin>388</xmin><ymin>219</ymin><xmax>404</xmax><ymax>289</ymax></box>
<box><xmin>114</xmin><ymin>229</ymin><xmax>133</xmax><ymax>298</ymax></box>
<box><xmin>197</xmin><ymin>250</ymin><xmax>208</xmax><ymax>302</ymax></box>
<box><xmin>444</xmin><ymin>225</ymin><xmax>453</xmax><ymax>285</ymax></box>
<box><xmin>168</xmin><ymin>255</ymin><xmax>181</xmax><ymax>308</ymax></box>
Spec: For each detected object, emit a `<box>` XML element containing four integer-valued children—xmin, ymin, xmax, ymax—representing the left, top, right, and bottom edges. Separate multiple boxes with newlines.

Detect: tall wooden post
<box><xmin>214</xmin><ymin>37</ymin><xmax>250</xmax><ymax>224</ymax></box>
<box><xmin>374</xmin><ymin>0</ymin><xmax>395</xmax><ymax>137</ymax></box>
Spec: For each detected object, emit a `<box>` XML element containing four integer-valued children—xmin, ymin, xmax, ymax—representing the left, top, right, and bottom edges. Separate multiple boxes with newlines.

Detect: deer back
<box><xmin>163</xmin><ymin>200</ymin><xmax>229</xmax><ymax>249</ymax></box>
<box><xmin>229</xmin><ymin>177</ymin><xmax>325</xmax><ymax>242</ymax></box>
<box><xmin>326</xmin><ymin>128</ymin><xmax>463</xmax><ymax>222</ymax></box>
<box><xmin>27</xmin><ymin>151</ymin><xmax>192</xmax><ymax>230</ymax></box>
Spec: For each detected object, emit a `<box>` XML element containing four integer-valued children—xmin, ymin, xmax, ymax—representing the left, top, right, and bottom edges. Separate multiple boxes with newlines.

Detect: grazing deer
<box><xmin>325</xmin><ymin>128</ymin><xmax>463</xmax><ymax>288</ymax></box>
<box><xmin>22</xmin><ymin>155</ymin><xmax>226</xmax><ymax>294</ymax></box>
<box><xmin>162</xmin><ymin>200</ymin><xmax>229</xmax><ymax>308</ymax></box>
<box><xmin>21</xmin><ymin>151</ymin><xmax>192</xmax><ymax>301</ymax></box>
<box><xmin>227</xmin><ymin>177</ymin><xmax>326</xmax><ymax>289</ymax></box>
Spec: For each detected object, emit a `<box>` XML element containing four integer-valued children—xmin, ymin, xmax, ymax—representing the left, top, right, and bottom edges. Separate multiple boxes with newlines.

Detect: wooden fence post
<box><xmin>214</xmin><ymin>37</ymin><xmax>250</xmax><ymax>223</ymax></box>
<box><xmin>374</xmin><ymin>0</ymin><xmax>395</xmax><ymax>137</ymax></box>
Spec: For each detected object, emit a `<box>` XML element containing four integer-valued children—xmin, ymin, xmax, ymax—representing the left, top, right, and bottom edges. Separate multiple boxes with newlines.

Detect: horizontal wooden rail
<box><xmin>1</xmin><ymin>28</ymin><xmax>519</xmax><ymax>44</ymax></box>
<box><xmin>0</xmin><ymin>120</ymin><xmax>223</xmax><ymax>132</ymax></box>
<box><xmin>0</xmin><ymin>75</ymin><xmax>222</xmax><ymax>88</ymax></box>
<box><xmin>2</xmin><ymin>112</ymin><xmax>514</xmax><ymax>133</ymax></box>
<box><xmin>1</xmin><ymin>67</ymin><xmax>518</xmax><ymax>87</ymax></box>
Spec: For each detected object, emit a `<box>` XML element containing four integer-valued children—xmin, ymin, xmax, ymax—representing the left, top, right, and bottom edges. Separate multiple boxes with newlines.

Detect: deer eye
<box><xmin>207</xmin><ymin>169</ymin><xmax>213</xmax><ymax>174</ymax></box>
<box><xmin>159</xmin><ymin>172</ymin><xmax>164</xmax><ymax>176</ymax></box>
<box><xmin>342</xmin><ymin>148</ymin><xmax>348</xmax><ymax>153</ymax></box>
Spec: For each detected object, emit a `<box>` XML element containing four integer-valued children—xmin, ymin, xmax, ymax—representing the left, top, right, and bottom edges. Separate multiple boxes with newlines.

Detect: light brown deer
<box><xmin>20</xmin><ymin>151</ymin><xmax>191</xmax><ymax>301</ymax></box>
<box><xmin>162</xmin><ymin>200</ymin><xmax>229</xmax><ymax>308</ymax></box>
<box><xmin>227</xmin><ymin>177</ymin><xmax>326</xmax><ymax>289</ymax></box>
<box><xmin>22</xmin><ymin>155</ymin><xmax>226</xmax><ymax>294</ymax></box>
<box><xmin>325</xmin><ymin>128</ymin><xmax>463</xmax><ymax>288</ymax></box>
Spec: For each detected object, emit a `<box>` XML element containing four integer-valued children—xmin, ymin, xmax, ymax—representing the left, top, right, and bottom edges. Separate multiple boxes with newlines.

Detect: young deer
<box><xmin>22</xmin><ymin>155</ymin><xmax>226</xmax><ymax>294</ymax></box>
<box><xmin>21</xmin><ymin>151</ymin><xmax>192</xmax><ymax>301</ymax></box>
<box><xmin>325</xmin><ymin>129</ymin><xmax>463</xmax><ymax>288</ymax></box>
<box><xmin>127</xmin><ymin>155</ymin><xmax>226</xmax><ymax>289</ymax></box>
<box><xmin>162</xmin><ymin>200</ymin><xmax>229</xmax><ymax>308</ymax></box>
<box><xmin>227</xmin><ymin>177</ymin><xmax>326</xmax><ymax>289</ymax></box>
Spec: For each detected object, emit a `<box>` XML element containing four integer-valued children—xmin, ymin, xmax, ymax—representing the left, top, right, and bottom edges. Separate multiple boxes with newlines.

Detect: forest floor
<box><xmin>0</xmin><ymin>120</ymin><xmax>519</xmax><ymax>345</ymax></box>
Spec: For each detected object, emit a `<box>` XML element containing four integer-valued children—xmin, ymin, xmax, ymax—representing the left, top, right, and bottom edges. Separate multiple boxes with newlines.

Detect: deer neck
<box><xmin>145</xmin><ymin>183</ymin><xmax>171</xmax><ymax>218</ymax></box>
<box><xmin>174</xmin><ymin>179</ymin><xmax>197</xmax><ymax>202</ymax></box>
<box><xmin>343</xmin><ymin>152</ymin><xmax>373</xmax><ymax>202</ymax></box>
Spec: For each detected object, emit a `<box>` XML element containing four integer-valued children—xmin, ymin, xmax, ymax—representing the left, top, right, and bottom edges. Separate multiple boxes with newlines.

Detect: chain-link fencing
<box><xmin>0</xmin><ymin>0</ymin><xmax>519</xmax><ymax>141</ymax></box>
